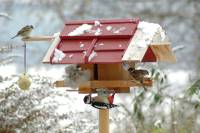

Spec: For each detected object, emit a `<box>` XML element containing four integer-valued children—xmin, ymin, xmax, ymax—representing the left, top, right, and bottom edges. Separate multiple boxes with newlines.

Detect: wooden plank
<box><xmin>78</xmin><ymin>79</ymin><xmax>152</xmax><ymax>93</ymax></box>
<box><xmin>54</xmin><ymin>80</ymin><xmax>64</xmax><ymax>87</ymax></box>
<box><xmin>42</xmin><ymin>33</ymin><xmax>61</xmax><ymax>63</ymax></box>
<box><xmin>54</xmin><ymin>79</ymin><xmax>152</xmax><ymax>93</ymax></box>
<box><xmin>150</xmin><ymin>44</ymin><xmax>176</xmax><ymax>62</ymax></box>
<box><xmin>150</xmin><ymin>42</ymin><xmax>171</xmax><ymax>45</ymax></box>
<box><xmin>99</xmin><ymin>109</ymin><xmax>109</xmax><ymax>133</ymax></box>
<box><xmin>90</xmin><ymin>80</ymin><xmax>152</xmax><ymax>88</ymax></box>
<box><xmin>22</xmin><ymin>36</ymin><xmax>54</xmax><ymax>42</ymax></box>
<box><xmin>122</xmin><ymin>30</ymin><xmax>148</xmax><ymax>62</ymax></box>
<box><xmin>98</xmin><ymin>64</ymin><xmax>131</xmax><ymax>80</ymax></box>
<box><xmin>55</xmin><ymin>80</ymin><xmax>142</xmax><ymax>88</ymax></box>
<box><xmin>79</xmin><ymin>64</ymin><xmax>94</xmax><ymax>80</ymax></box>
<box><xmin>78</xmin><ymin>86</ymin><xmax>130</xmax><ymax>94</ymax></box>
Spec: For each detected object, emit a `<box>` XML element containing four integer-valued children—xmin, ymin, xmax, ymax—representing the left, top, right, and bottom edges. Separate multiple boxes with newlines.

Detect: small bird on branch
<box><xmin>11</xmin><ymin>25</ymin><xmax>34</xmax><ymax>39</ymax></box>
<box><xmin>128</xmin><ymin>67</ymin><xmax>149</xmax><ymax>91</ymax></box>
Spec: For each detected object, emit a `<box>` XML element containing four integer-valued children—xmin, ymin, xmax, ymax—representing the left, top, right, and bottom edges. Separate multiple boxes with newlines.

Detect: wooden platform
<box><xmin>54</xmin><ymin>78</ymin><xmax>152</xmax><ymax>93</ymax></box>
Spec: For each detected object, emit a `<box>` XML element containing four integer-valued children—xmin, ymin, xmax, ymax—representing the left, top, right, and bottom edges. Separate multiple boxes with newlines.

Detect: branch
<box><xmin>0</xmin><ymin>12</ymin><xmax>13</xmax><ymax>20</ymax></box>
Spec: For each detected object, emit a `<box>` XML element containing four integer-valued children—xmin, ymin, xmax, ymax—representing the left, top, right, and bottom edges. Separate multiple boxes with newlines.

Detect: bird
<box><xmin>83</xmin><ymin>92</ymin><xmax>117</xmax><ymax>109</ymax></box>
<box><xmin>128</xmin><ymin>67</ymin><xmax>149</xmax><ymax>90</ymax></box>
<box><xmin>11</xmin><ymin>25</ymin><xmax>34</xmax><ymax>39</ymax></box>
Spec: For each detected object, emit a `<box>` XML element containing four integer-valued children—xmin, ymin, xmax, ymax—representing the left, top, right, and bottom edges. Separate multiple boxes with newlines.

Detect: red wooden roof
<box><xmin>49</xmin><ymin>18</ymin><xmax>156</xmax><ymax>64</ymax></box>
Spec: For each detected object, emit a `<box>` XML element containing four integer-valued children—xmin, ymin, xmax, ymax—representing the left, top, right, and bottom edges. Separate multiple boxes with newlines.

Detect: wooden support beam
<box><xmin>150</xmin><ymin>44</ymin><xmax>176</xmax><ymax>62</ymax></box>
<box><xmin>42</xmin><ymin>33</ymin><xmax>61</xmax><ymax>63</ymax></box>
<box><xmin>53</xmin><ymin>79</ymin><xmax>152</xmax><ymax>93</ymax></box>
<box><xmin>22</xmin><ymin>36</ymin><xmax>54</xmax><ymax>42</ymax></box>
<box><xmin>54</xmin><ymin>80</ymin><xmax>65</xmax><ymax>87</ymax></box>
<box><xmin>79</xmin><ymin>79</ymin><xmax>152</xmax><ymax>93</ymax></box>
<box><xmin>99</xmin><ymin>109</ymin><xmax>109</xmax><ymax>133</ymax></box>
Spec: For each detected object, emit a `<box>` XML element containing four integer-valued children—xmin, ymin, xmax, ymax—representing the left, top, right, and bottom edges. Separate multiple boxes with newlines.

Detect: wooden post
<box><xmin>99</xmin><ymin>109</ymin><xmax>109</xmax><ymax>133</ymax></box>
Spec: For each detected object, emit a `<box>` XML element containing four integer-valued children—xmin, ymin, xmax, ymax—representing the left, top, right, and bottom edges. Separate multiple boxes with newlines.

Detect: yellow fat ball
<box><xmin>17</xmin><ymin>73</ymin><xmax>31</xmax><ymax>90</ymax></box>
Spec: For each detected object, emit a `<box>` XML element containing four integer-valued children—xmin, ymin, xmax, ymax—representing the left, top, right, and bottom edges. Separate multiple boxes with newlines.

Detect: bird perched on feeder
<box><xmin>64</xmin><ymin>65</ymin><xmax>90</xmax><ymax>88</ymax></box>
<box><xmin>128</xmin><ymin>67</ymin><xmax>149</xmax><ymax>90</ymax></box>
<box><xmin>11</xmin><ymin>25</ymin><xmax>34</xmax><ymax>39</ymax></box>
<box><xmin>83</xmin><ymin>92</ymin><xmax>117</xmax><ymax>109</ymax></box>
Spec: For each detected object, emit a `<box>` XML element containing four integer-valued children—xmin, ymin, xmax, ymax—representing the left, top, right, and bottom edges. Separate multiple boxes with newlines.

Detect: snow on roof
<box><xmin>43</xmin><ymin>18</ymin><xmax>175</xmax><ymax>64</ymax></box>
<box><xmin>68</xmin><ymin>24</ymin><xmax>93</xmax><ymax>36</ymax></box>
<box><xmin>52</xmin><ymin>49</ymin><xmax>66</xmax><ymax>62</ymax></box>
<box><xmin>122</xmin><ymin>21</ymin><xmax>175</xmax><ymax>62</ymax></box>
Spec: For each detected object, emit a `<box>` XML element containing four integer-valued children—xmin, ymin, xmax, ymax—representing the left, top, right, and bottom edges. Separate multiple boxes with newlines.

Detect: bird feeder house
<box><xmin>24</xmin><ymin>18</ymin><xmax>176</xmax><ymax>133</ymax></box>
<box><xmin>42</xmin><ymin>18</ymin><xmax>176</xmax><ymax>93</ymax></box>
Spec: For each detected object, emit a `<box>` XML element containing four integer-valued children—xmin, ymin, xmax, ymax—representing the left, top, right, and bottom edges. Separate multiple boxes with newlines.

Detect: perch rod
<box><xmin>65</xmin><ymin>89</ymin><xmax>79</xmax><ymax>92</ymax></box>
<box><xmin>22</xmin><ymin>36</ymin><xmax>55</xmax><ymax>42</ymax></box>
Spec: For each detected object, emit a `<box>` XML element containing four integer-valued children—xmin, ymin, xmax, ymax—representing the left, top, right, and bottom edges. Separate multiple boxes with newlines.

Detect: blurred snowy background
<box><xmin>0</xmin><ymin>0</ymin><xmax>200</xmax><ymax>133</ymax></box>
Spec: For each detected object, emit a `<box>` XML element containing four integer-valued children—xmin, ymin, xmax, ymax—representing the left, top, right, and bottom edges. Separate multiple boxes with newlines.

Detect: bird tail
<box><xmin>11</xmin><ymin>35</ymin><xmax>17</xmax><ymax>39</ymax></box>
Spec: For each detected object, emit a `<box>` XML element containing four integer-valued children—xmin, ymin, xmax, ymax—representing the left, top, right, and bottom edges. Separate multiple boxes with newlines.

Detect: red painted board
<box><xmin>48</xmin><ymin>18</ymin><xmax>159</xmax><ymax>64</ymax></box>
<box><xmin>51</xmin><ymin>52</ymin><xmax>86</xmax><ymax>64</ymax></box>
<box><xmin>65</xmin><ymin>18</ymin><xmax>140</xmax><ymax>25</ymax></box>
<box><xmin>60</xmin><ymin>20</ymin><xmax>139</xmax><ymax>39</ymax></box>
<box><xmin>94</xmin><ymin>38</ymin><xmax>129</xmax><ymax>51</ymax></box>
<box><xmin>59</xmin><ymin>39</ymin><xmax>92</xmax><ymax>52</ymax></box>
<box><xmin>89</xmin><ymin>51</ymin><xmax>124</xmax><ymax>63</ymax></box>
<box><xmin>142</xmin><ymin>47</ymin><xmax>157</xmax><ymax>62</ymax></box>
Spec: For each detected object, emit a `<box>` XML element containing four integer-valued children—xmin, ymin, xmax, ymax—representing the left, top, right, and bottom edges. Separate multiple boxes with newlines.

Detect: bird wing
<box><xmin>17</xmin><ymin>26</ymin><xmax>31</xmax><ymax>35</ymax></box>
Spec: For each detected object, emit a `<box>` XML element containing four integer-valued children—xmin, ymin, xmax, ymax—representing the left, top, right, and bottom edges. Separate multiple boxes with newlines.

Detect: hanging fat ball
<box><xmin>11</xmin><ymin>25</ymin><xmax>34</xmax><ymax>39</ymax></box>
<box><xmin>128</xmin><ymin>67</ymin><xmax>149</xmax><ymax>90</ymax></box>
<box><xmin>17</xmin><ymin>73</ymin><xmax>31</xmax><ymax>90</ymax></box>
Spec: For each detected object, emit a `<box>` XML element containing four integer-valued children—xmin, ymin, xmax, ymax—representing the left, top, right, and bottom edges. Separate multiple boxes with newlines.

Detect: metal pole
<box><xmin>23</xmin><ymin>42</ymin><xmax>26</xmax><ymax>73</ymax></box>
<box><xmin>99</xmin><ymin>109</ymin><xmax>109</xmax><ymax>133</ymax></box>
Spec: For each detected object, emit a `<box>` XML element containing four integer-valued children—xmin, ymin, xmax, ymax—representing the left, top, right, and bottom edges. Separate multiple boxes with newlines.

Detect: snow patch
<box><xmin>80</xmin><ymin>43</ymin><xmax>85</xmax><ymax>48</ymax></box>
<box><xmin>94</xmin><ymin>20</ymin><xmax>101</xmax><ymax>26</ymax></box>
<box><xmin>68</xmin><ymin>24</ymin><xmax>93</xmax><ymax>36</ymax></box>
<box><xmin>83</xmin><ymin>51</ymin><xmax>87</xmax><ymax>56</ymax></box>
<box><xmin>94</xmin><ymin>28</ymin><xmax>102</xmax><ymax>36</ymax></box>
<box><xmin>0</xmin><ymin>65</ymin><xmax>16</xmax><ymax>77</ymax></box>
<box><xmin>68</xmin><ymin>54</ymin><xmax>73</xmax><ymax>58</ymax></box>
<box><xmin>52</xmin><ymin>48</ymin><xmax>66</xmax><ymax>62</ymax></box>
<box><xmin>168</xmin><ymin>70</ymin><xmax>190</xmax><ymax>86</ymax></box>
<box><xmin>106</xmin><ymin>26</ymin><xmax>112</xmax><ymax>31</ymax></box>
<box><xmin>113</xmin><ymin>27</ymin><xmax>126</xmax><ymax>34</ymax></box>
<box><xmin>98</xmin><ymin>43</ymin><xmax>104</xmax><ymax>46</ymax></box>
<box><xmin>137</xmin><ymin>40</ymin><xmax>147</xmax><ymax>48</ymax></box>
<box><xmin>136</xmin><ymin>21</ymin><xmax>167</xmax><ymax>47</ymax></box>
<box><xmin>88</xmin><ymin>51</ymin><xmax>97</xmax><ymax>62</ymax></box>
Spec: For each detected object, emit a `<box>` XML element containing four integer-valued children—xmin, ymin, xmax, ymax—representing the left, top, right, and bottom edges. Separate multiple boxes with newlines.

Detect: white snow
<box><xmin>136</xmin><ymin>21</ymin><xmax>167</xmax><ymax>47</ymax></box>
<box><xmin>83</xmin><ymin>51</ymin><xmax>87</xmax><ymax>56</ymax></box>
<box><xmin>68</xmin><ymin>54</ymin><xmax>73</xmax><ymax>58</ymax></box>
<box><xmin>80</xmin><ymin>43</ymin><xmax>85</xmax><ymax>48</ymax></box>
<box><xmin>154</xmin><ymin>119</ymin><xmax>162</xmax><ymax>127</ymax></box>
<box><xmin>98</xmin><ymin>43</ymin><xmax>104</xmax><ymax>46</ymax></box>
<box><xmin>137</xmin><ymin>40</ymin><xmax>147</xmax><ymax>48</ymax></box>
<box><xmin>52</xmin><ymin>48</ymin><xmax>66</xmax><ymax>62</ymax></box>
<box><xmin>118</xmin><ymin>44</ymin><xmax>122</xmax><ymax>47</ymax></box>
<box><xmin>88</xmin><ymin>51</ymin><xmax>97</xmax><ymax>62</ymax></box>
<box><xmin>122</xmin><ymin>21</ymin><xmax>168</xmax><ymax>61</ymax></box>
<box><xmin>167</xmin><ymin>70</ymin><xmax>190</xmax><ymax>86</ymax></box>
<box><xmin>53</xmin><ymin>32</ymin><xmax>60</xmax><ymax>37</ymax></box>
<box><xmin>94</xmin><ymin>28</ymin><xmax>102</xmax><ymax>36</ymax></box>
<box><xmin>0</xmin><ymin>65</ymin><xmax>16</xmax><ymax>77</ymax></box>
<box><xmin>68</xmin><ymin>24</ymin><xmax>93</xmax><ymax>36</ymax></box>
<box><xmin>106</xmin><ymin>26</ymin><xmax>112</xmax><ymax>31</ymax></box>
<box><xmin>113</xmin><ymin>27</ymin><xmax>126</xmax><ymax>34</ymax></box>
<box><xmin>94</xmin><ymin>20</ymin><xmax>101</xmax><ymax>26</ymax></box>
